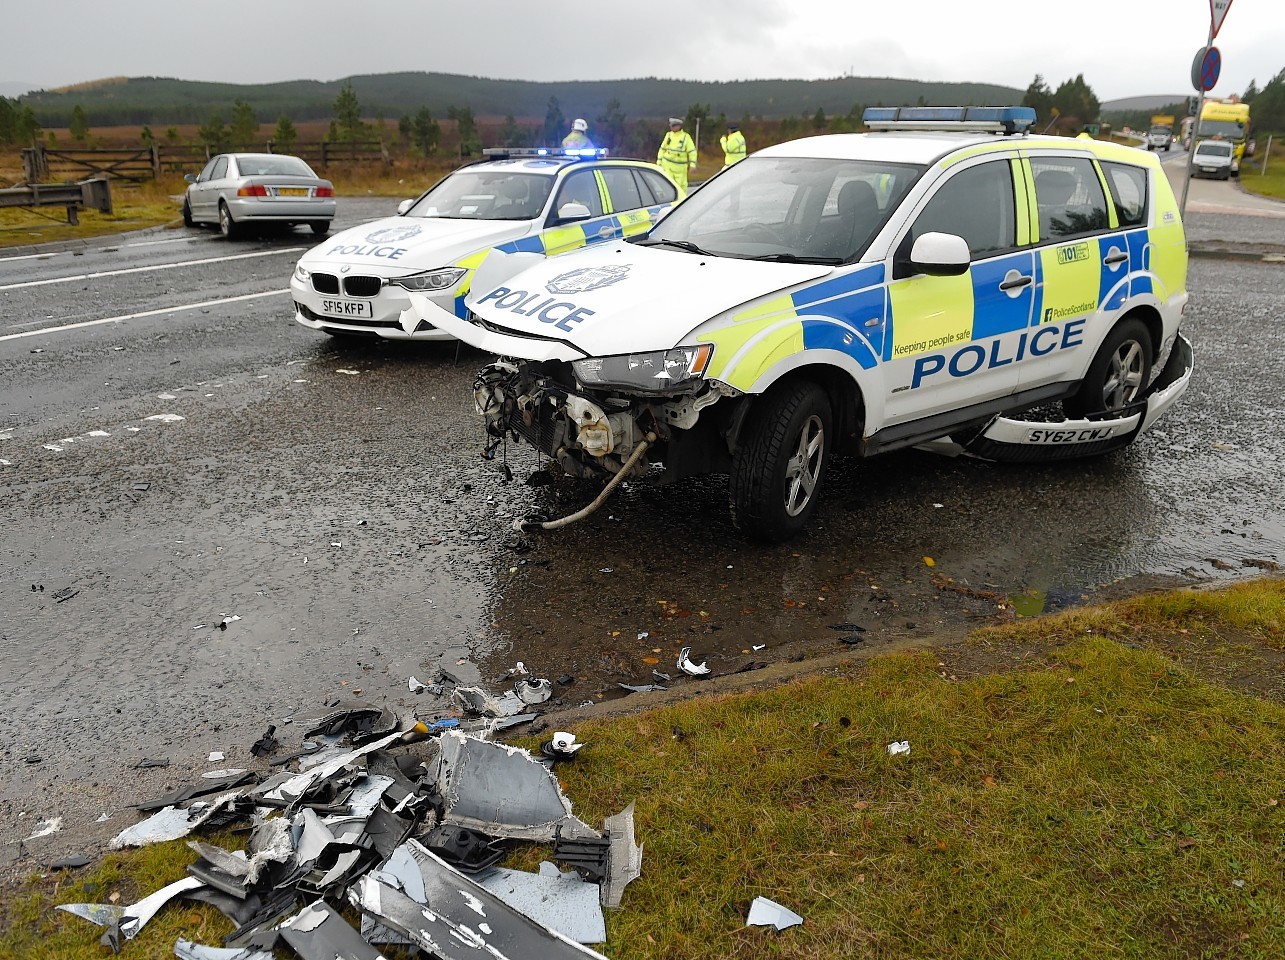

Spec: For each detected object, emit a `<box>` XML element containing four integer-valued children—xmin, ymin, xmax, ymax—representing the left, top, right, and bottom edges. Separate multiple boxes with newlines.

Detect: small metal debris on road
<box><xmin>618</xmin><ymin>682</ymin><xmax>666</xmax><ymax>694</ymax></box>
<box><xmin>746</xmin><ymin>895</ymin><xmax>804</xmax><ymax>931</ymax></box>
<box><xmin>677</xmin><ymin>646</ymin><xmax>711</xmax><ymax>677</ymax></box>
<box><xmin>887</xmin><ymin>740</ymin><xmax>911</xmax><ymax>756</ymax></box>
<box><xmin>132</xmin><ymin>757</ymin><xmax>170</xmax><ymax>770</ymax></box>
<box><xmin>53</xmin><ymin>587</ymin><xmax>79</xmax><ymax>603</ymax></box>
<box><xmin>408</xmin><ymin>676</ymin><xmax>426</xmax><ymax>694</ymax></box>
<box><xmin>250</xmin><ymin>726</ymin><xmax>280</xmax><ymax>758</ymax></box>
<box><xmin>652</xmin><ymin>669</ymin><xmax>672</xmax><ymax>683</ymax></box>
<box><xmin>208</xmin><ymin>752</ymin><xmax>224</xmax><ymax>763</ymax></box>
<box><xmin>145</xmin><ymin>413</ymin><xmax>185</xmax><ymax>422</ymax></box>
<box><xmin>218</xmin><ymin>615</ymin><xmax>241</xmax><ymax>630</ymax></box>
<box><xmin>752</xmin><ymin>644</ymin><xmax>766</xmax><ymax>651</ymax></box>
<box><xmin>50</xmin><ymin>854</ymin><xmax>92</xmax><ymax>870</ymax></box>
<box><xmin>515</xmin><ymin>678</ymin><xmax>553</xmax><ymax>704</ymax></box>
<box><xmin>335</xmin><ymin>369</ymin><xmax>360</xmax><ymax>375</ymax></box>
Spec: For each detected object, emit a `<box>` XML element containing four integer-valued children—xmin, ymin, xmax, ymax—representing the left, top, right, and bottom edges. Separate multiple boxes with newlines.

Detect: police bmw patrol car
<box><xmin>410</xmin><ymin>107</ymin><xmax>1193</xmax><ymax>541</ymax></box>
<box><xmin>290</xmin><ymin>149</ymin><xmax>678</xmax><ymax>341</ymax></box>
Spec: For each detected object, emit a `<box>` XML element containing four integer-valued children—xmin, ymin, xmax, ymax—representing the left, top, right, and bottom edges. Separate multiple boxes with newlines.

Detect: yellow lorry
<box><xmin>1192</xmin><ymin>99</ymin><xmax>1252</xmax><ymax>175</ymax></box>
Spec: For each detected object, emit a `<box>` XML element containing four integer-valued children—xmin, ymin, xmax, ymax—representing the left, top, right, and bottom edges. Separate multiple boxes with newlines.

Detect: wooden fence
<box><xmin>21</xmin><ymin>141</ymin><xmax>390</xmax><ymax>183</ymax></box>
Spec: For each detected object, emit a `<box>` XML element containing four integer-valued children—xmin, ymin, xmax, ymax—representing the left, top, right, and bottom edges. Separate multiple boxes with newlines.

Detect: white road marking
<box><xmin>0</xmin><ymin>289</ymin><xmax>290</xmax><ymax>342</ymax></box>
<box><xmin>0</xmin><ymin>247</ymin><xmax>304</xmax><ymax>291</ymax></box>
<box><xmin>0</xmin><ymin>251</ymin><xmax>62</xmax><ymax>264</ymax></box>
<box><xmin>126</xmin><ymin>236</ymin><xmax>202</xmax><ymax>248</ymax></box>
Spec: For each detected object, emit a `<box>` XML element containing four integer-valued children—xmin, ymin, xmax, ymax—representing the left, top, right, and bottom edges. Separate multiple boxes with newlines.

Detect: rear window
<box><xmin>1101</xmin><ymin>162</ymin><xmax>1149</xmax><ymax>228</ymax></box>
<box><xmin>237</xmin><ymin>156</ymin><xmax>316</xmax><ymax>177</ymax></box>
<box><xmin>1030</xmin><ymin>156</ymin><xmax>1110</xmax><ymax>241</ymax></box>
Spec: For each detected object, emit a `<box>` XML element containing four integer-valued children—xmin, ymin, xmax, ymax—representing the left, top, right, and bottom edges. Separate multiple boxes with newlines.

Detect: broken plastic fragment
<box><xmin>408</xmin><ymin>676</ymin><xmax>426</xmax><ymax>694</ymax></box>
<box><xmin>618</xmin><ymin>682</ymin><xmax>666</xmax><ymax>694</ymax></box>
<box><xmin>540</xmin><ymin>732</ymin><xmax>585</xmax><ymax>762</ymax></box>
<box><xmin>601</xmin><ymin>802</ymin><xmax>643</xmax><ymax>908</ymax></box>
<box><xmin>174</xmin><ymin>939</ymin><xmax>274</xmax><ymax>960</ymax></box>
<box><xmin>278</xmin><ymin>900</ymin><xmax>383</xmax><ymax>959</ymax></box>
<box><xmin>59</xmin><ymin>874</ymin><xmax>205</xmax><ymax>943</ymax></box>
<box><xmin>887</xmin><ymin>740</ymin><xmax>911</xmax><ymax>756</ymax></box>
<box><xmin>677</xmin><ymin>646</ymin><xmax>710</xmax><ymax>676</ymax></box>
<box><xmin>475</xmin><ymin>862</ymin><xmax>607</xmax><ymax>944</ymax></box>
<box><xmin>514</xmin><ymin>678</ymin><xmax>553</xmax><ymax>704</ymax></box>
<box><xmin>25</xmin><ymin>817</ymin><xmax>62</xmax><ymax>840</ymax></box>
<box><xmin>746</xmin><ymin>895</ymin><xmax>804</xmax><ymax>931</ymax></box>
<box><xmin>250</xmin><ymin>726</ymin><xmax>279</xmax><ymax>758</ymax></box>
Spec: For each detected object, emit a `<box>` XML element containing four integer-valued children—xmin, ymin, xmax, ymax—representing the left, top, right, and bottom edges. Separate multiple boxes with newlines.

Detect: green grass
<box><xmin>3</xmin><ymin>581</ymin><xmax>1284</xmax><ymax>959</ymax></box>
<box><xmin>1237</xmin><ymin>143</ymin><xmax>1285</xmax><ymax>201</ymax></box>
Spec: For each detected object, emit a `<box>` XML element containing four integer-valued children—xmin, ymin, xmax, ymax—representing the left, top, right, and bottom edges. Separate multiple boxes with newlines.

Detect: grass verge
<box><xmin>2</xmin><ymin>579</ymin><xmax>1283</xmax><ymax>959</ymax></box>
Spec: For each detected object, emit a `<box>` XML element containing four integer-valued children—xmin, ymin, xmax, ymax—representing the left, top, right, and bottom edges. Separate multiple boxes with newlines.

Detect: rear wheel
<box><xmin>1063</xmin><ymin>318</ymin><xmax>1152</xmax><ymax>418</ymax></box>
<box><xmin>218</xmin><ymin>201</ymin><xmax>239</xmax><ymax>239</ymax></box>
<box><xmin>730</xmin><ymin>381</ymin><xmax>832</xmax><ymax>542</ymax></box>
<box><xmin>181</xmin><ymin>196</ymin><xmax>194</xmax><ymax>227</ymax></box>
<box><xmin>310</xmin><ymin>221</ymin><xmax>331</xmax><ymax>236</ymax></box>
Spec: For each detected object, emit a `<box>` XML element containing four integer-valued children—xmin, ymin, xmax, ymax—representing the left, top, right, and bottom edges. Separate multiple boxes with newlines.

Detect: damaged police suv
<box><xmin>410</xmin><ymin>107</ymin><xmax>1193</xmax><ymax>542</ymax></box>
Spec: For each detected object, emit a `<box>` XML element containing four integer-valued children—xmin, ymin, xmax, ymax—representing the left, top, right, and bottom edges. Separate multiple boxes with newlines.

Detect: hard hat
<box><xmin>573</xmin><ymin>118</ymin><xmax>587</xmax><ymax>132</ymax></box>
<box><xmin>728</xmin><ymin>123</ymin><xmax>739</xmax><ymax>131</ymax></box>
<box><xmin>669</xmin><ymin>117</ymin><xmax>683</xmax><ymax>126</ymax></box>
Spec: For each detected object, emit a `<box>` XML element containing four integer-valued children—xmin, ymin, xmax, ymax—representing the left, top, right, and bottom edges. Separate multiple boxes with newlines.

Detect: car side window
<box><xmin>197</xmin><ymin>158</ymin><xmax>218</xmax><ymax>182</ymax></box>
<box><xmin>1030</xmin><ymin>156</ymin><xmax>1109</xmax><ymax>240</ymax></box>
<box><xmin>553</xmin><ymin>169</ymin><xmax>604</xmax><ymax>220</ymax></box>
<box><xmin>908</xmin><ymin>160</ymin><xmax>1016</xmax><ymax>260</ymax></box>
<box><xmin>598</xmin><ymin>166</ymin><xmax>644</xmax><ymax>212</ymax></box>
<box><xmin>210</xmin><ymin>156</ymin><xmax>229</xmax><ymax>180</ymax></box>
<box><xmin>1101</xmin><ymin>162</ymin><xmax>1148</xmax><ymax>228</ymax></box>
<box><xmin>638</xmin><ymin>169</ymin><xmax>678</xmax><ymax>205</ymax></box>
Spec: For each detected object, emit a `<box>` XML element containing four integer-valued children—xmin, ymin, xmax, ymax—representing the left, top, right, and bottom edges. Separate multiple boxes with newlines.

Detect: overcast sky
<box><xmin>5</xmin><ymin>0</ymin><xmax>1280</xmax><ymax>103</ymax></box>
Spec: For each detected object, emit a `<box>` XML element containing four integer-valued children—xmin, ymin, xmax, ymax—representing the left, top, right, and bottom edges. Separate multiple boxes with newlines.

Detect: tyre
<box><xmin>729</xmin><ymin>380</ymin><xmax>833</xmax><ymax>542</ymax></box>
<box><xmin>218</xmin><ymin>201</ymin><xmax>239</xmax><ymax>239</ymax></box>
<box><xmin>310</xmin><ymin>221</ymin><xmax>331</xmax><ymax>236</ymax></box>
<box><xmin>182</xmin><ymin>196</ymin><xmax>194</xmax><ymax>227</ymax></box>
<box><xmin>1063</xmin><ymin>318</ymin><xmax>1152</xmax><ymax>419</ymax></box>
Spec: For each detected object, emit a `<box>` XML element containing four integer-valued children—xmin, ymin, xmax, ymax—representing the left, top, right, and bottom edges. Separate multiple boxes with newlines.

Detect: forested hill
<box><xmin>19</xmin><ymin>72</ymin><xmax>1024</xmax><ymax>126</ymax></box>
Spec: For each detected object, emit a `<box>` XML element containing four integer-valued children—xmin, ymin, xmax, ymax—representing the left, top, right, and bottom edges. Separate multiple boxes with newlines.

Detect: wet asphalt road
<box><xmin>1</xmin><ymin>188</ymin><xmax>1283</xmax><ymax>861</ymax></box>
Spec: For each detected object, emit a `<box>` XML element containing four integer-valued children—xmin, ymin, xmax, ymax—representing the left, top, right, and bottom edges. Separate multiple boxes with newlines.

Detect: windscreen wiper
<box><xmin>637</xmin><ymin>238</ymin><xmax>710</xmax><ymax>255</ymax></box>
<box><xmin>747</xmin><ymin>252</ymin><xmax>845</xmax><ymax>264</ymax></box>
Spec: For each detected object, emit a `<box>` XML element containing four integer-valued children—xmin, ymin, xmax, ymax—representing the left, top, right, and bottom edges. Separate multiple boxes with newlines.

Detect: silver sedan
<box><xmin>183</xmin><ymin>153</ymin><xmax>336</xmax><ymax>239</ymax></box>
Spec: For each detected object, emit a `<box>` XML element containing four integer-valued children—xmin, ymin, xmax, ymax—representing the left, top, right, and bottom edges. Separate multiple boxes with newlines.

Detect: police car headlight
<box><xmin>573</xmin><ymin>344</ymin><xmax>714</xmax><ymax>392</ymax></box>
<box><xmin>390</xmin><ymin>267</ymin><xmax>468</xmax><ymax>292</ymax></box>
<box><xmin>293</xmin><ymin>264</ymin><xmax>311</xmax><ymax>283</ymax></box>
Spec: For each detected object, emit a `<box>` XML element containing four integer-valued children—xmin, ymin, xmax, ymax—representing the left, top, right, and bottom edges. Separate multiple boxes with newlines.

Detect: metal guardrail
<box><xmin>0</xmin><ymin>178</ymin><xmax>113</xmax><ymax>224</ymax></box>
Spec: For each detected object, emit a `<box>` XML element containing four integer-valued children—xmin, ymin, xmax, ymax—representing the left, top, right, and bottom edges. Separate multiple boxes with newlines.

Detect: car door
<box><xmin>1020</xmin><ymin>153</ymin><xmax>1118</xmax><ymax>390</ymax></box>
<box><xmin>883</xmin><ymin>155</ymin><xmax>1032</xmax><ymax>425</ymax></box>
<box><xmin>195</xmin><ymin>155</ymin><xmax>229</xmax><ymax>220</ymax></box>
<box><xmin>541</xmin><ymin>168</ymin><xmax>607</xmax><ymax>256</ymax></box>
<box><xmin>596</xmin><ymin>164</ymin><xmax>666</xmax><ymax>239</ymax></box>
<box><xmin>191</xmin><ymin>156</ymin><xmax>220</xmax><ymax>220</ymax></box>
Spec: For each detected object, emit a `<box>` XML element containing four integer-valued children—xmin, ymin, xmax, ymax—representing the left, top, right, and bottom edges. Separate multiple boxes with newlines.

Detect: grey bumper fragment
<box><xmin>351</xmin><ymin>842</ymin><xmax>610</xmax><ymax>960</ymax></box>
<box><xmin>960</xmin><ymin>334</ymin><xmax>1194</xmax><ymax>463</ymax></box>
<box><xmin>277</xmin><ymin>900</ymin><xmax>386</xmax><ymax>960</ymax></box>
<box><xmin>602</xmin><ymin>802</ymin><xmax>643</xmax><ymax>908</ymax></box>
<box><xmin>475</xmin><ymin>862</ymin><xmax>608</xmax><ymax>944</ymax></box>
<box><xmin>174</xmin><ymin>938</ymin><xmax>274</xmax><ymax>960</ymax></box>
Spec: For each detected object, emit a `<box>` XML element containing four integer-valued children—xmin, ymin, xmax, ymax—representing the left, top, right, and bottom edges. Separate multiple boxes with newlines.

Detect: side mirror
<box><xmin>909</xmin><ymin>232</ymin><xmax>970</xmax><ymax>276</ymax></box>
<box><xmin>556</xmin><ymin>201</ymin><xmax>592</xmax><ymax>222</ymax></box>
<box><xmin>397</xmin><ymin>198</ymin><xmax>413</xmax><ymax>215</ymax></box>
<box><xmin>184</xmin><ymin>173</ymin><xmax>197</xmax><ymax>184</ymax></box>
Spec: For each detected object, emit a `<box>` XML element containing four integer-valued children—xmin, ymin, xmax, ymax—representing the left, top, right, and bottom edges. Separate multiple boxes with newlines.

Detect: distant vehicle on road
<box><xmin>1192</xmin><ymin>139</ymin><xmax>1235</xmax><ymax>180</ymax></box>
<box><xmin>1146</xmin><ymin>114</ymin><xmax>1174</xmax><ymax>151</ymax></box>
<box><xmin>1187</xmin><ymin>99</ymin><xmax>1251</xmax><ymax>174</ymax></box>
<box><xmin>183</xmin><ymin>153</ymin><xmax>335</xmax><ymax>239</ymax></box>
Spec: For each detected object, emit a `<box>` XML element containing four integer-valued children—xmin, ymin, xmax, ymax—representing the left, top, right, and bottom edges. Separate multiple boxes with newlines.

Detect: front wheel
<box><xmin>730</xmin><ymin>381</ymin><xmax>833</xmax><ymax>542</ymax></box>
<box><xmin>182</xmin><ymin>196</ymin><xmax>194</xmax><ymax>227</ymax></box>
<box><xmin>218</xmin><ymin>201</ymin><xmax>239</xmax><ymax>239</ymax></box>
<box><xmin>1063</xmin><ymin>318</ymin><xmax>1152</xmax><ymax>419</ymax></box>
<box><xmin>310</xmin><ymin>221</ymin><xmax>331</xmax><ymax>236</ymax></box>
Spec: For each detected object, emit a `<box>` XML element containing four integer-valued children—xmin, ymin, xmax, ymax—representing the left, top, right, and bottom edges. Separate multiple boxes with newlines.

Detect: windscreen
<box><xmin>404</xmin><ymin>171</ymin><xmax>554</xmax><ymax>221</ymax></box>
<box><xmin>646</xmin><ymin>156</ymin><xmax>923</xmax><ymax>263</ymax></box>
<box><xmin>1197</xmin><ymin>119</ymin><xmax>1245</xmax><ymax>140</ymax></box>
<box><xmin>1195</xmin><ymin>141</ymin><xmax>1233</xmax><ymax>157</ymax></box>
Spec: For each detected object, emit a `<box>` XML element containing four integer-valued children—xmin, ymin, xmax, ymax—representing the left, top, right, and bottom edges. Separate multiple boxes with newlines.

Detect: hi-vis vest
<box><xmin>720</xmin><ymin>130</ymin><xmax>746</xmax><ymax>166</ymax></box>
<box><xmin>658</xmin><ymin>130</ymin><xmax>696</xmax><ymax>169</ymax></box>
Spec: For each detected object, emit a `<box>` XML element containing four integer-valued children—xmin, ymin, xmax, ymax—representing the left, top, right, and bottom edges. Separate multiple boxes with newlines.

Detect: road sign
<box><xmin>1191</xmin><ymin>46</ymin><xmax>1222</xmax><ymax>92</ymax></box>
<box><xmin>1210</xmin><ymin>0</ymin><xmax>1233</xmax><ymax>39</ymax></box>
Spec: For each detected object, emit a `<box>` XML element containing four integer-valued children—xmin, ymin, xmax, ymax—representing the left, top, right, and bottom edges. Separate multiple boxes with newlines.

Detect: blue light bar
<box><xmin>861</xmin><ymin>106</ymin><xmax>1035</xmax><ymax>134</ymax></box>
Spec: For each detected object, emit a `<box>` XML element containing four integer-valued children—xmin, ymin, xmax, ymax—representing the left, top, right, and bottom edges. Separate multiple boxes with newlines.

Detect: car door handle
<box><xmin>1103</xmin><ymin>250</ymin><xmax>1128</xmax><ymax>265</ymax></box>
<box><xmin>998</xmin><ymin>274</ymin><xmax>1032</xmax><ymax>291</ymax></box>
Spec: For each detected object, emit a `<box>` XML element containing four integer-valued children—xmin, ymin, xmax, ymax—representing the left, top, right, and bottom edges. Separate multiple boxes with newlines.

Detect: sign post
<box><xmin>1180</xmin><ymin>27</ymin><xmax>1229</xmax><ymax>217</ymax></box>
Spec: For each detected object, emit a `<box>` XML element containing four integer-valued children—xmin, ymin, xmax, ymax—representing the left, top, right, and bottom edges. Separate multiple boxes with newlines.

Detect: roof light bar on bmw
<box><xmin>862</xmin><ymin>106</ymin><xmax>1036</xmax><ymax>135</ymax></box>
<box><xmin>482</xmin><ymin>147</ymin><xmax>611</xmax><ymax>160</ymax></box>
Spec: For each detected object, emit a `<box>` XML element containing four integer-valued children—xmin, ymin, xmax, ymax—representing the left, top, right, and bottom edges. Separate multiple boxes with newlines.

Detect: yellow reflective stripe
<box><xmin>618</xmin><ymin>208</ymin><xmax>652</xmax><ymax>237</ymax></box>
<box><xmin>1090</xmin><ymin>160</ymin><xmax>1119</xmax><ymax>230</ymax></box>
<box><xmin>450</xmin><ymin>249</ymin><xmax>490</xmax><ymax>298</ymax></box>
<box><xmin>1019</xmin><ymin>158</ymin><xmax>1040</xmax><ymax>243</ymax></box>
<box><xmin>541</xmin><ymin>224</ymin><xmax>586</xmax><ymax>256</ymax></box>
<box><xmin>706</xmin><ymin>317</ymin><xmax>805</xmax><ymax>391</ymax></box>
<box><xmin>1011</xmin><ymin>158</ymin><xmax>1031</xmax><ymax>247</ymax></box>
<box><xmin>886</xmin><ymin>274</ymin><xmax>973</xmax><ymax>359</ymax></box>
<box><xmin>1038</xmin><ymin>242</ymin><xmax>1099</xmax><ymax>322</ymax></box>
<box><xmin>593</xmin><ymin>170</ymin><xmax>612</xmax><ymax>213</ymax></box>
<box><xmin>938</xmin><ymin>141</ymin><xmax>1014</xmax><ymax>169</ymax></box>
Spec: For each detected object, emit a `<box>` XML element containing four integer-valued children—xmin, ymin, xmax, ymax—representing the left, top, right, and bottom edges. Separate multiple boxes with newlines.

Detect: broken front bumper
<box><xmin>937</xmin><ymin>334</ymin><xmax>1194</xmax><ymax>463</ymax></box>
